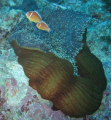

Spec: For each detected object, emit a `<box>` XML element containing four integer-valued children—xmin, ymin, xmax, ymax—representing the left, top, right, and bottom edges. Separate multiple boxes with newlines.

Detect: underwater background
<box><xmin>0</xmin><ymin>0</ymin><xmax>111</xmax><ymax>120</ymax></box>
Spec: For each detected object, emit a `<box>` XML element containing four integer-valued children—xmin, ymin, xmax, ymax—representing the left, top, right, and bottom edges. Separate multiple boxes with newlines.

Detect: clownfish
<box><xmin>26</xmin><ymin>11</ymin><xmax>42</xmax><ymax>23</ymax></box>
<box><xmin>37</xmin><ymin>21</ymin><xmax>51</xmax><ymax>32</ymax></box>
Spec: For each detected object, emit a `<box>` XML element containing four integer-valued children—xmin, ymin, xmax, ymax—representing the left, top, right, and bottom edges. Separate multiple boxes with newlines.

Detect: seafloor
<box><xmin>0</xmin><ymin>0</ymin><xmax>111</xmax><ymax>120</ymax></box>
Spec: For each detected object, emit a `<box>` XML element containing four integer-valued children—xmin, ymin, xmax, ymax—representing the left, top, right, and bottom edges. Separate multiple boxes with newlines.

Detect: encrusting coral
<box><xmin>10</xmin><ymin>29</ymin><xmax>107</xmax><ymax>118</ymax></box>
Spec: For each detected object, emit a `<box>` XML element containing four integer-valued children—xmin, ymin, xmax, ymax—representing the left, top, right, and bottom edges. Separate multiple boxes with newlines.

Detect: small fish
<box><xmin>26</xmin><ymin>11</ymin><xmax>41</xmax><ymax>23</ymax></box>
<box><xmin>37</xmin><ymin>21</ymin><xmax>51</xmax><ymax>32</ymax></box>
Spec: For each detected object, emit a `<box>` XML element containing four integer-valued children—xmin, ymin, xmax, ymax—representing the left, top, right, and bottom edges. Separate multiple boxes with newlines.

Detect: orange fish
<box><xmin>26</xmin><ymin>11</ymin><xmax>42</xmax><ymax>23</ymax></box>
<box><xmin>37</xmin><ymin>21</ymin><xmax>51</xmax><ymax>32</ymax></box>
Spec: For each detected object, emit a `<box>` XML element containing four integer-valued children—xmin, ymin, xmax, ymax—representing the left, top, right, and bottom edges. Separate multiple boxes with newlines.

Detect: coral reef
<box><xmin>10</xmin><ymin>0</ymin><xmax>38</xmax><ymax>12</ymax></box>
<box><xmin>0</xmin><ymin>0</ymin><xmax>111</xmax><ymax>119</ymax></box>
<box><xmin>0</xmin><ymin>6</ymin><xmax>24</xmax><ymax>52</ymax></box>
<box><xmin>46</xmin><ymin>0</ymin><xmax>63</xmax><ymax>4</ymax></box>
<box><xmin>0</xmin><ymin>0</ymin><xmax>23</xmax><ymax>7</ymax></box>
